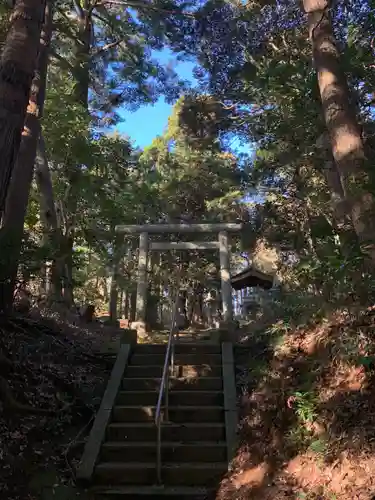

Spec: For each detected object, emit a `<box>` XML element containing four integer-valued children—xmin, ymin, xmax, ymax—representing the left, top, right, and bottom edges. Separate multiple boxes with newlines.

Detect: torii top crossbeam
<box><xmin>115</xmin><ymin>223</ymin><xmax>243</xmax><ymax>234</ymax></box>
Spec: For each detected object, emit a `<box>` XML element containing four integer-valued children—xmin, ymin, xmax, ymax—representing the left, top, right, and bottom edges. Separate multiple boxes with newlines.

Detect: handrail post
<box><xmin>156</xmin><ymin>419</ymin><xmax>162</xmax><ymax>484</ymax></box>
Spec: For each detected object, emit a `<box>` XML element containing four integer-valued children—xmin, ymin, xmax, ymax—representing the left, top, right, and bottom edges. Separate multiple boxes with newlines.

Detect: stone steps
<box><xmin>130</xmin><ymin>352</ymin><xmax>222</xmax><ymax>366</ymax></box>
<box><xmin>92</xmin><ymin>485</ymin><xmax>215</xmax><ymax>499</ymax></box>
<box><xmin>112</xmin><ymin>405</ymin><xmax>224</xmax><ymax>423</ymax></box>
<box><xmin>95</xmin><ymin>462</ymin><xmax>227</xmax><ymax>486</ymax></box>
<box><xmin>126</xmin><ymin>364</ymin><xmax>222</xmax><ymax>378</ymax></box>
<box><xmin>122</xmin><ymin>376</ymin><xmax>223</xmax><ymax>392</ymax></box>
<box><xmin>134</xmin><ymin>343</ymin><xmax>221</xmax><ymax>355</ymax></box>
<box><xmin>106</xmin><ymin>421</ymin><xmax>226</xmax><ymax>443</ymax></box>
<box><xmin>115</xmin><ymin>390</ymin><xmax>223</xmax><ymax>406</ymax></box>
<box><xmin>101</xmin><ymin>441</ymin><xmax>227</xmax><ymax>463</ymax></box>
<box><xmin>78</xmin><ymin>340</ymin><xmax>237</xmax><ymax>499</ymax></box>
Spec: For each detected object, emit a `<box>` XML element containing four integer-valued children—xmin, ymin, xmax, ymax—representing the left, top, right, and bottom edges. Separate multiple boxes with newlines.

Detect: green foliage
<box><xmin>309</xmin><ymin>437</ymin><xmax>328</xmax><ymax>456</ymax></box>
<box><xmin>286</xmin><ymin>390</ymin><xmax>323</xmax><ymax>456</ymax></box>
<box><xmin>162</xmin><ymin>0</ymin><xmax>375</xmax><ymax>303</ymax></box>
<box><xmin>292</xmin><ymin>391</ymin><xmax>318</xmax><ymax>425</ymax></box>
<box><xmin>6</xmin><ymin>0</ymin><xmax>375</xmax><ymax>315</ymax></box>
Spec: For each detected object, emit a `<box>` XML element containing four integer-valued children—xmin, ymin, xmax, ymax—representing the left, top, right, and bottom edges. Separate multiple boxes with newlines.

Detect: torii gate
<box><xmin>115</xmin><ymin>223</ymin><xmax>242</xmax><ymax>331</ymax></box>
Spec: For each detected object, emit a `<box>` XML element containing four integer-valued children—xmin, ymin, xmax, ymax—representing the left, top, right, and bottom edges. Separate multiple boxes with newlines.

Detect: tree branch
<box><xmin>50</xmin><ymin>49</ymin><xmax>75</xmax><ymax>72</ymax></box>
<box><xmin>93</xmin><ymin>0</ymin><xmax>197</xmax><ymax>17</ymax></box>
<box><xmin>91</xmin><ymin>39</ymin><xmax>123</xmax><ymax>58</ymax></box>
<box><xmin>268</xmin><ymin>41</ymin><xmax>280</xmax><ymax>52</ymax></box>
<box><xmin>73</xmin><ymin>0</ymin><xmax>85</xmax><ymax>19</ymax></box>
<box><xmin>91</xmin><ymin>11</ymin><xmax>115</xmax><ymax>30</ymax></box>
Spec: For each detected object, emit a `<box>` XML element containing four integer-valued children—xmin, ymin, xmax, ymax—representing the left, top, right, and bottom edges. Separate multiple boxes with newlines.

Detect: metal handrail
<box><xmin>155</xmin><ymin>285</ymin><xmax>180</xmax><ymax>484</ymax></box>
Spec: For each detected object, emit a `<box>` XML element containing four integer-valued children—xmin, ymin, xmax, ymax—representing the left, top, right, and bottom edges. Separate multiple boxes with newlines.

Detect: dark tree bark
<box><xmin>130</xmin><ymin>290</ymin><xmax>136</xmax><ymax>322</ymax></box>
<box><xmin>62</xmin><ymin>234</ymin><xmax>74</xmax><ymax>306</ymax></box>
<box><xmin>124</xmin><ymin>289</ymin><xmax>129</xmax><ymax>318</ymax></box>
<box><xmin>0</xmin><ymin>0</ymin><xmax>52</xmax><ymax>312</ymax></box>
<box><xmin>109</xmin><ymin>271</ymin><xmax>118</xmax><ymax>322</ymax></box>
<box><xmin>0</xmin><ymin>0</ymin><xmax>45</xmax><ymax>216</ymax></box>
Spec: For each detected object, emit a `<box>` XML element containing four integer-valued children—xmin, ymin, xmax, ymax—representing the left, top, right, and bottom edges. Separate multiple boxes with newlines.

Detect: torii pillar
<box><xmin>219</xmin><ymin>230</ymin><xmax>233</xmax><ymax>323</ymax></box>
<box><xmin>115</xmin><ymin>223</ymin><xmax>242</xmax><ymax>333</ymax></box>
<box><xmin>135</xmin><ymin>231</ymin><xmax>149</xmax><ymax>328</ymax></box>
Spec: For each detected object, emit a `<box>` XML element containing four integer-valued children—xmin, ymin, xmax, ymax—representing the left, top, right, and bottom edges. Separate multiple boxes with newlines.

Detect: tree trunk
<box><xmin>109</xmin><ymin>236</ymin><xmax>122</xmax><ymax>321</ymax></box>
<box><xmin>35</xmin><ymin>135</ymin><xmax>64</xmax><ymax>300</ymax></box>
<box><xmin>186</xmin><ymin>286</ymin><xmax>195</xmax><ymax>324</ymax></box>
<box><xmin>124</xmin><ymin>289</ymin><xmax>129</xmax><ymax>318</ymax></box>
<box><xmin>36</xmin><ymin>135</ymin><xmax>58</xmax><ymax>230</ymax></box>
<box><xmin>0</xmin><ymin>0</ymin><xmax>45</xmax><ymax>216</ymax></box>
<box><xmin>100</xmin><ymin>277</ymin><xmax>109</xmax><ymax>303</ymax></box>
<box><xmin>54</xmin><ymin>6</ymin><xmax>91</xmax><ymax>308</ymax></box>
<box><xmin>0</xmin><ymin>0</ymin><xmax>52</xmax><ymax>312</ymax></box>
<box><xmin>323</xmin><ymin>157</ymin><xmax>359</xmax><ymax>256</ymax></box>
<box><xmin>130</xmin><ymin>290</ymin><xmax>136</xmax><ymax>322</ymax></box>
<box><xmin>303</xmin><ymin>0</ymin><xmax>375</xmax><ymax>261</ymax></box>
<box><xmin>119</xmin><ymin>289</ymin><xmax>124</xmax><ymax>317</ymax></box>
<box><xmin>73</xmin><ymin>7</ymin><xmax>91</xmax><ymax>107</ymax></box>
<box><xmin>109</xmin><ymin>276</ymin><xmax>118</xmax><ymax>321</ymax></box>
<box><xmin>62</xmin><ymin>234</ymin><xmax>74</xmax><ymax>306</ymax></box>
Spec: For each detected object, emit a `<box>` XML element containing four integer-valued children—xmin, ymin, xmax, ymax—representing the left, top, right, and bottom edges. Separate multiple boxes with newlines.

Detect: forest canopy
<box><xmin>0</xmin><ymin>0</ymin><xmax>374</xmax><ymax>316</ymax></box>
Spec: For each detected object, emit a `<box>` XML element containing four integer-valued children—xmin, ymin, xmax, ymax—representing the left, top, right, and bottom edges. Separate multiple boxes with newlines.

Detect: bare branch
<box><xmin>268</xmin><ymin>41</ymin><xmax>280</xmax><ymax>52</ymax></box>
<box><xmin>281</xmin><ymin>33</ymin><xmax>289</xmax><ymax>49</ymax></box>
<box><xmin>91</xmin><ymin>39</ymin><xmax>123</xmax><ymax>58</ymax></box>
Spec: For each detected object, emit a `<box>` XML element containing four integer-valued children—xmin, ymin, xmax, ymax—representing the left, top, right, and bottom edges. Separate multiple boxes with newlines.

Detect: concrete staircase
<box><xmin>78</xmin><ymin>341</ymin><xmax>237</xmax><ymax>499</ymax></box>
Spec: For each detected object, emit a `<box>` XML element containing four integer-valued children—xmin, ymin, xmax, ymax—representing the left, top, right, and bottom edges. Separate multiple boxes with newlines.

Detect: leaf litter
<box><xmin>0</xmin><ymin>307</ymin><xmax>121</xmax><ymax>499</ymax></box>
<box><xmin>218</xmin><ymin>307</ymin><xmax>375</xmax><ymax>499</ymax></box>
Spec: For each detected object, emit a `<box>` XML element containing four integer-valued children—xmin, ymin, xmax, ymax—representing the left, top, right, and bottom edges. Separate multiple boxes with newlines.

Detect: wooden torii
<box><xmin>115</xmin><ymin>223</ymin><xmax>243</xmax><ymax>331</ymax></box>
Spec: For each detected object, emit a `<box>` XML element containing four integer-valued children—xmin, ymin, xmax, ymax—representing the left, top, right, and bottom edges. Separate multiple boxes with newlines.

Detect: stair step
<box><xmin>116</xmin><ymin>390</ymin><xmax>223</xmax><ymax>406</ymax></box>
<box><xmin>101</xmin><ymin>441</ymin><xmax>227</xmax><ymax>463</ymax></box>
<box><xmin>112</xmin><ymin>405</ymin><xmax>224</xmax><ymax>423</ymax></box>
<box><xmin>92</xmin><ymin>485</ymin><xmax>214</xmax><ymax>499</ymax></box>
<box><xmin>122</xmin><ymin>377</ymin><xmax>223</xmax><ymax>392</ymax></box>
<box><xmin>126</xmin><ymin>365</ymin><xmax>222</xmax><ymax>378</ymax></box>
<box><xmin>131</xmin><ymin>353</ymin><xmax>222</xmax><ymax>366</ymax></box>
<box><xmin>134</xmin><ymin>344</ymin><xmax>221</xmax><ymax>355</ymax></box>
<box><xmin>176</xmin><ymin>334</ymin><xmax>212</xmax><ymax>341</ymax></box>
<box><xmin>106</xmin><ymin>422</ymin><xmax>225</xmax><ymax>442</ymax></box>
<box><xmin>95</xmin><ymin>462</ymin><xmax>227</xmax><ymax>486</ymax></box>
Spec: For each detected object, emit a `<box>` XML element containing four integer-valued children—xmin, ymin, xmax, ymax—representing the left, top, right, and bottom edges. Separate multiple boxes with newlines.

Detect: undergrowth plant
<box><xmin>287</xmin><ymin>390</ymin><xmax>325</xmax><ymax>454</ymax></box>
<box><xmin>293</xmin><ymin>391</ymin><xmax>318</xmax><ymax>424</ymax></box>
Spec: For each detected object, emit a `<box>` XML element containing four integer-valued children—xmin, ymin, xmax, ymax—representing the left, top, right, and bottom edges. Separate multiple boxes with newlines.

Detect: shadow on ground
<box><xmin>216</xmin><ymin>310</ymin><xmax>375</xmax><ymax>499</ymax></box>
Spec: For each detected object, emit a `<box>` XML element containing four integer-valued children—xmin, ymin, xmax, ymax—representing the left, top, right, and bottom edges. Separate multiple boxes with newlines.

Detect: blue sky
<box><xmin>116</xmin><ymin>50</ymin><xmax>196</xmax><ymax>148</ymax></box>
<box><xmin>115</xmin><ymin>49</ymin><xmax>253</xmax><ymax>157</ymax></box>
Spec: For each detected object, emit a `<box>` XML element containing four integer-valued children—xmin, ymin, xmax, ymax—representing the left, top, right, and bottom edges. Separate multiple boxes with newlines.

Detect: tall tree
<box><xmin>39</xmin><ymin>0</ymin><xmax>190</xmax><ymax>306</ymax></box>
<box><xmin>0</xmin><ymin>0</ymin><xmax>53</xmax><ymax>312</ymax></box>
<box><xmin>302</xmin><ymin>0</ymin><xmax>375</xmax><ymax>262</ymax></box>
<box><xmin>0</xmin><ymin>0</ymin><xmax>45</xmax><ymax>214</ymax></box>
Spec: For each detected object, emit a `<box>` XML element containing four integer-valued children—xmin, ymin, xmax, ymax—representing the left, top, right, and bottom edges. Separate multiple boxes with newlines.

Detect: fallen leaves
<box><xmin>221</xmin><ymin>307</ymin><xmax>375</xmax><ymax>499</ymax></box>
<box><xmin>0</xmin><ymin>311</ymin><xmax>111</xmax><ymax>499</ymax></box>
